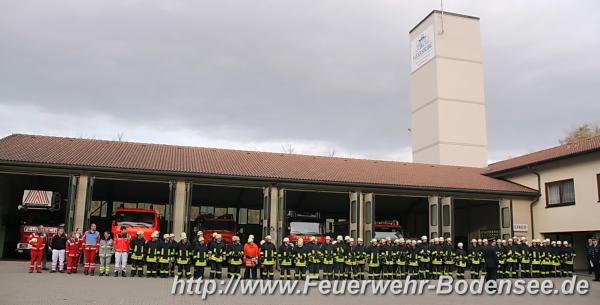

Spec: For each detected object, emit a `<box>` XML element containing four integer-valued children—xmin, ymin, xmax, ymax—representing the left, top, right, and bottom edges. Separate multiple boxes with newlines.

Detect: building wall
<box><xmin>507</xmin><ymin>152</ymin><xmax>600</xmax><ymax>238</ymax></box>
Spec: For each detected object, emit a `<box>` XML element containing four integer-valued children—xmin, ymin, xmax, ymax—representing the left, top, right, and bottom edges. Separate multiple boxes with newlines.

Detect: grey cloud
<box><xmin>1</xmin><ymin>0</ymin><xmax>599</xmax><ymax>161</ymax></box>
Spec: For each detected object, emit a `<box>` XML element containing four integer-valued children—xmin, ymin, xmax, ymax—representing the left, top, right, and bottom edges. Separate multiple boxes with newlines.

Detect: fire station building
<box><xmin>0</xmin><ymin>11</ymin><xmax>598</xmax><ymax>271</ymax></box>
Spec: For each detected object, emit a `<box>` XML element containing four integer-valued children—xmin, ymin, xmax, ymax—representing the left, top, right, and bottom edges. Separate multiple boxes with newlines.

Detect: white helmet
<box><xmin>458</xmin><ymin>242</ymin><xmax>464</xmax><ymax>247</ymax></box>
<box><xmin>421</xmin><ymin>235</ymin><xmax>428</xmax><ymax>241</ymax></box>
<box><xmin>337</xmin><ymin>235</ymin><xmax>343</xmax><ymax>241</ymax></box>
<box><xmin>265</xmin><ymin>235</ymin><xmax>272</xmax><ymax>241</ymax></box>
<box><xmin>283</xmin><ymin>237</ymin><xmax>290</xmax><ymax>243</ymax></box>
<box><xmin>180</xmin><ymin>232</ymin><xmax>187</xmax><ymax>239</ymax></box>
<box><xmin>232</xmin><ymin>236</ymin><xmax>240</xmax><ymax>242</ymax></box>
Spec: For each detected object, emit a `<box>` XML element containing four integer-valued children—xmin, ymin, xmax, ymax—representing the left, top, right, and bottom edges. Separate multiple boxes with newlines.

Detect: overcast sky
<box><xmin>1</xmin><ymin>0</ymin><xmax>599</xmax><ymax>163</ymax></box>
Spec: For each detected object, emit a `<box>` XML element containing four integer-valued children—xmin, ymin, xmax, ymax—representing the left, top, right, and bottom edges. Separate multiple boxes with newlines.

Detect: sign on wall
<box><xmin>513</xmin><ymin>223</ymin><xmax>529</xmax><ymax>232</ymax></box>
<box><xmin>410</xmin><ymin>24</ymin><xmax>435</xmax><ymax>73</ymax></box>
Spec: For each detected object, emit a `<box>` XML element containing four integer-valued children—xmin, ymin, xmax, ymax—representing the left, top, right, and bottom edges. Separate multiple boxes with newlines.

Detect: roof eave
<box><xmin>0</xmin><ymin>160</ymin><xmax>537</xmax><ymax>197</ymax></box>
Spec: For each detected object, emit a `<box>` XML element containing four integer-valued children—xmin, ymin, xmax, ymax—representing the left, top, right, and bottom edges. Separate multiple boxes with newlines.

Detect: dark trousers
<box><xmin>485</xmin><ymin>267</ymin><xmax>497</xmax><ymax>281</ymax></box>
<box><xmin>177</xmin><ymin>263</ymin><xmax>191</xmax><ymax>277</ymax></box>
<box><xmin>280</xmin><ymin>265</ymin><xmax>292</xmax><ymax>280</ymax></box>
<box><xmin>228</xmin><ymin>264</ymin><xmax>241</xmax><ymax>278</ymax></box>
<box><xmin>146</xmin><ymin>262</ymin><xmax>157</xmax><ymax>277</ymax></box>
<box><xmin>262</xmin><ymin>264</ymin><xmax>274</xmax><ymax>279</ymax></box>
<box><xmin>334</xmin><ymin>262</ymin><xmax>344</xmax><ymax>279</ymax></box>
<box><xmin>194</xmin><ymin>266</ymin><xmax>205</xmax><ymax>279</ymax></box>
<box><xmin>131</xmin><ymin>258</ymin><xmax>144</xmax><ymax>276</ymax></box>
<box><xmin>593</xmin><ymin>261</ymin><xmax>600</xmax><ymax>280</ymax></box>
<box><xmin>295</xmin><ymin>266</ymin><xmax>307</xmax><ymax>279</ymax></box>
<box><xmin>322</xmin><ymin>264</ymin><xmax>333</xmax><ymax>280</ymax></box>
<box><xmin>244</xmin><ymin>266</ymin><xmax>258</xmax><ymax>279</ymax></box>
<box><xmin>210</xmin><ymin>261</ymin><xmax>222</xmax><ymax>279</ymax></box>
<box><xmin>456</xmin><ymin>266</ymin><xmax>466</xmax><ymax>279</ymax></box>
<box><xmin>419</xmin><ymin>262</ymin><xmax>430</xmax><ymax>279</ymax></box>
<box><xmin>308</xmin><ymin>262</ymin><xmax>320</xmax><ymax>278</ymax></box>
<box><xmin>368</xmin><ymin>266</ymin><xmax>380</xmax><ymax>279</ymax></box>
<box><xmin>159</xmin><ymin>262</ymin><xmax>169</xmax><ymax>277</ymax></box>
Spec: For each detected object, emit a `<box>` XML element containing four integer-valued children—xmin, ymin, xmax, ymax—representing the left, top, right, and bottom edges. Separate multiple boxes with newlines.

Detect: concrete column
<box><xmin>499</xmin><ymin>199</ymin><xmax>512</xmax><ymax>239</ymax></box>
<box><xmin>358</xmin><ymin>192</ymin><xmax>365</xmax><ymax>240</ymax></box>
<box><xmin>428</xmin><ymin>196</ymin><xmax>440</xmax><ymax>239</ymax></box>
<box><xmin>172</xmin><ymin>180</ymin><xmax>188</xmax><ymax>239</ymax></box>
<box><xmin>349</xmin><ymin>192</ymin><xmax>359</xmax><ymax>239</ymax></box>
<box><xmin>73</xmin><ymin>175</ymin><xmax>88</xmax><ymax>231</ymax></box>
<box><xmin>269</xmin><ymin>186</ymin><xmax>279</xmax><ymax>242</ymax></box>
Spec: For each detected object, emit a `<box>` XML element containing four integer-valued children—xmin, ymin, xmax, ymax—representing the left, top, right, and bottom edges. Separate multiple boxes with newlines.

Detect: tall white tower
<box><xmin>409</xmin><ymin>11</ymin><xmax>488</xmax><ymax>167</ymax></box>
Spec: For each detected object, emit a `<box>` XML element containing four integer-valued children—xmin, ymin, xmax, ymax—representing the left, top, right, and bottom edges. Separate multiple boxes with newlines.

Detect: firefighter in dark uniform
<box><xmin>307</xmin><ymin>236</ymin><xmax>321</xmax><ymax>279</ymax></box>
<box><xmin>540</xmin><ymin>239</ymin><xmax>552</xmax><ymax>277</ymax></box>
<box><xmin>590</xmin><ymin>237</ymin><xmax>600</xmax><ymax>281</ymax></box>
<box><xmin>260</xmin><ymin>235</ymin><xmax>277</xmax><ymax>279</ymax></box>
<box><xmin>355</xmin><ymin>238</ymin><xmax>366</xmax><ymax>280</ymax></box>
<box><xmin>365</xmin><ymin>238</ymin><xmax>381</xmax><ymax>279</ymax></box>
<box><xmin>294</xmin><ymin>238</ymin><xmax>309</xmax><ymax>279</ymax></box>
<box><xmin>430</xmin><ymin>237</ymin><xmax>443</xmax><ymax>279</ymax></box>
<box><xmin>382</xmin><ymin>238</ymin><xmax>394</xmax><ymax>280</ymax></box>
<box><xmin>145</xmin><ymin>231</ymin><xmax>161</xmax><ymax>277</ymax></box>
<box><xmin>407</xmin><ymin>240</ymin><xmax>420</xmax><ymax>278</ymax></box>
<box><xmin>278</xmin><ymin>237</ymin><xmax>294</xmax><ymax>280</ymax></box>
<box><xmin>417</xmin><ymin>236</ymin><xmax>431</xmax><ymax>279</ymax></box>
<box><xmin>157</xmin><ymin>234</ymin><xmax>170</xmax><ymax>278</ymax></box>
<box><xmin>227</xmin><ymin>236</ymin><xmax>243</xmax><ymax>278</ymax></box>
<box><xmin>332</xmin><ymin>236</ymin><xmax>346</xmax><ymax>279</ymax></box>
<box><xmin>321</xmin><ymin>236</ymin><xmax>334</xmax><ymax>280</ymax></box>
<box><xmin>193</xmin><ymin>236</ymin><xmax>208</xmax><ymax>279</ymax></box>
<box><xmin>504</xmin><ymin>239</ymin><xmax>519</xmax><ymax>278</ymax></box>
<box><xmin>519</xmin><ymin>237</ymin><xmax>531</xmax><ymax>278</ymax></box>
<box><xmin>176</xmin><ymin>232</ymin><xmax>192</xmax><ymax>278</ymax></box>
<box><xmin>395</xmin><ymin>239</ymin><xmax>407</xmax><ymax>279</ymax></box>
<box><xmin>443</xmin><ymin>237</ymin><xmax>455</xmax><ymax>277</ymax></box>
<box><xmin>530</xmin><ymin>239</ymin><xmax>542</xmax><ymax>278</ymax></box>
<box><xmin>561</xmin><ymin>241</ymin><xmax>576</xmax><ymax>277</ymax></box>
<box><xmin>208</xmin><ymin>234</ymin><xmax>226</xmax><ymax>279</ymax></box>
<box><xmin>344</xmin><ymin>238</ymin><xmax>358</xmax><ymax>279</ymax></box>
<box><xmin>455</xmin><ymin>242</ymin><xmax>468</xmax><ymax>279</ymax></box>
<box><xmin>468</xmin><ymin>239</ymin><xmax>481</xmax><ymax>279</ymax></box>
<box><xmin>129</xmin><ymin>231</ymin><xmax>145</xmax><ymax>277</ymax></box>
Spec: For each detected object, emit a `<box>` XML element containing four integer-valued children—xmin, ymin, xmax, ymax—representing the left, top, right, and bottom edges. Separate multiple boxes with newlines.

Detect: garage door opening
<box><xmin>88</xmin><ymin>178</ymin><xmax>172</xmax><ymax>236</ymax></box>
<box><xmin>453</xmin><ymin>199</ymin><xmax>500</xmax><ymax>247</ymax></box>
<box><xmin>283</xmin><ymin>190</ymin><xmax>349</xmax><ymax>242</ymax></box>
<box><xmin>0</xmin><ymin>173</ymin><xmax>70</xmax><ymax>259</ymax></box>
<box><xmin>189</xmin><ymin>184</ymin><xmax>263</xmax><ymax>243</ymax></box>
<box><xmin>373</xmin><ymin>195</ymin><xmax>429</xmax><ymax>241</ymax></box>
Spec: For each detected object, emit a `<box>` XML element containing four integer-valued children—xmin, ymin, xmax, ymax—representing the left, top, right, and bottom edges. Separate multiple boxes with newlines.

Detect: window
<box><xmin>365</xmin><ymin>201</ymin><xmax>372</xmax><ymax>225</ymax></box>
<box><xmin>442</xmin><ymin>205</ymin><xmax>450</xmax><ymax>227</ymax></box>
<box><xmin>501</xmin><ymin>207</ymin><xmax>510</xmax><ymax>228</ymax></box>
<box><xmin>238</xmin><ymin>208</ymin><xmax>248</xmax><ymax>224</ymax></box>
<box><xmin>350</xmin><ymin>200</ymin><xmax>357</xmax><ymax>224</ymax></box>
<box><xmin>545</xmin><ymin>179</ymin><xmax>575</xmax><ymax>206</ymax></box>
<box><xmin>597</xmin><ymin>174</ymin><xmax>600</xmax><ymax>202</ymax></box>
<box><xmin>247</xmin><ymin>209</ymin><xmax>261</xmax><ymax>224</ymax></box>
<box><xmin>430</xmin><ymin>204</ymin><xmax>438</xmax><ymax>226</ymax></box>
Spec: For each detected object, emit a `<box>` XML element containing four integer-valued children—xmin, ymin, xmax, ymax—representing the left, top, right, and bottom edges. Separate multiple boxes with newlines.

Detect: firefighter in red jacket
<box><xmin>66</xmin><ymin>232</ymin><xmax>80</xmax><ymax>274</ymax></box>
<box><xmin>82</xmin><ymin>223</ymin><xmax>101</xmax><ymax>275</ymax></box>
<box><xmin>28</xmin><ymin>225</ymin><xmax>46</xmax><ymax>273</ymax></box>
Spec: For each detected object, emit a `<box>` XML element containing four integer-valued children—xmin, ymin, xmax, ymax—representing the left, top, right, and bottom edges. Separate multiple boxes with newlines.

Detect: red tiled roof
<box><xmin>0</xmin><ymin>134</ymin><xmax>536</xmax><ymax>195</ymax></box>
<box><xmin>486</xmin><ymin>135</ymin><xmax>600</xmax><ymax>175</ymax></box>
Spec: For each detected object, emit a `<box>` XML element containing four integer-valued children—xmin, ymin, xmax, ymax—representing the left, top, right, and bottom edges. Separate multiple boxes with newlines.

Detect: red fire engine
<box><xmin>286</xmin><ymin>211</ymin><xmax>326</xmax><ymax>244</ymax></box>
<box><xmin>195</xmin><ymin>214</ymin><xmax>236</xmax><ymax>243</ymax></box>
<box><xmin>373</xmin><ymin>220</ymin><xmax>404</xmax><ymax>241</ymax></box>
<box><xmin>111</xmin><ymin>207</ymin><xmax>159</xmax><ymax>241</ymax></box>
<box><xmin>16</xmin><ymin>190</ymin><xmax>62</xmax><ymax>253</ymax></box>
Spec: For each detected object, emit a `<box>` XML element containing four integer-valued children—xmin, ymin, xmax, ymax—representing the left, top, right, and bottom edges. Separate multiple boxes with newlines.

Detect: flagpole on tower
<box><xmin>440</xmin><ymin>0</ymin><xmax>445</xmax><ymax>34</ymax></box>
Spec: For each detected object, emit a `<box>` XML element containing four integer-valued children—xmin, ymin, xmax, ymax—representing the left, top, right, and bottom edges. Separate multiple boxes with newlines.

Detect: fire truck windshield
<box><xmin>201</xmin><ymin>220</ymin><xmax>235</xmax><ymax>231</ymax></box>
<box><xmin>374</xmin><ymin>228</ymin><xmax>403</xmax><ymax>240</ymax></box>
<box><xmin>115</xmin><ymin>212</ymin><xmax>155</xmax><ymax>228</ymax></box>
<box><xmin>21</xmin><ymin>209</ymin><xmax>61</xmax><ymax>226</ymax></box>
<box><xmin>290</xmin><ymin>221</ymin><xmax>322</xmax><ymax>235</ymax></box>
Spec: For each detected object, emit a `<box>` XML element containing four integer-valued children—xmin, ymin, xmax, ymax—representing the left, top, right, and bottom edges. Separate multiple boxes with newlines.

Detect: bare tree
<box><xmin>328</xmin><ymin>148</ymin><xmax>336</xmax><ymax>157</ymax></box>
<box><xmin>115</xmin><ymin>132</ymin><xmax>125</xmax><ymax>141</ymax></box>
<box><xmin>560</xmin><ymin>123</ymin><xmax>600</xmax><ymax>144</ymax></box>
<box><xmin>281</xmin><ymin>143</ymin><xmax>295</xmax><ymax>154</ymax></box>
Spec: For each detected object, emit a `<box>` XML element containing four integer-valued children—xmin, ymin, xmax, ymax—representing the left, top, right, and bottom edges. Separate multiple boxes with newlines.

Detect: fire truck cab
<box><xmin>111</xmin><ymin>207</ymin><xmax>159</xmax><ymax>241</ymax></box>
<box><xmin>194</xmin><ymin>214</ymin><xmax>237</xmax><ymax>243</ymax></box>
<box><xmin>373</xmin><ymin>220</ymin><xmax>404</xmax><ymax>241</ymax></box>
<box><xmin>286</xmin><ymin>211</ymin><xmax>326</xmax><ymax>244</ymax></box>
<box><xmin>16</xmin><ymin>190</ymin><xmax>62</xmax><ymax>253</ymax></box>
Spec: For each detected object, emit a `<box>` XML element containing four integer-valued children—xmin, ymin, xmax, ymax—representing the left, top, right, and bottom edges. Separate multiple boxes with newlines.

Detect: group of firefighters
<box><xmin>27</xmin><ymin>222</ymin><xmax>583</xmax><ymax>280</ymax></box>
